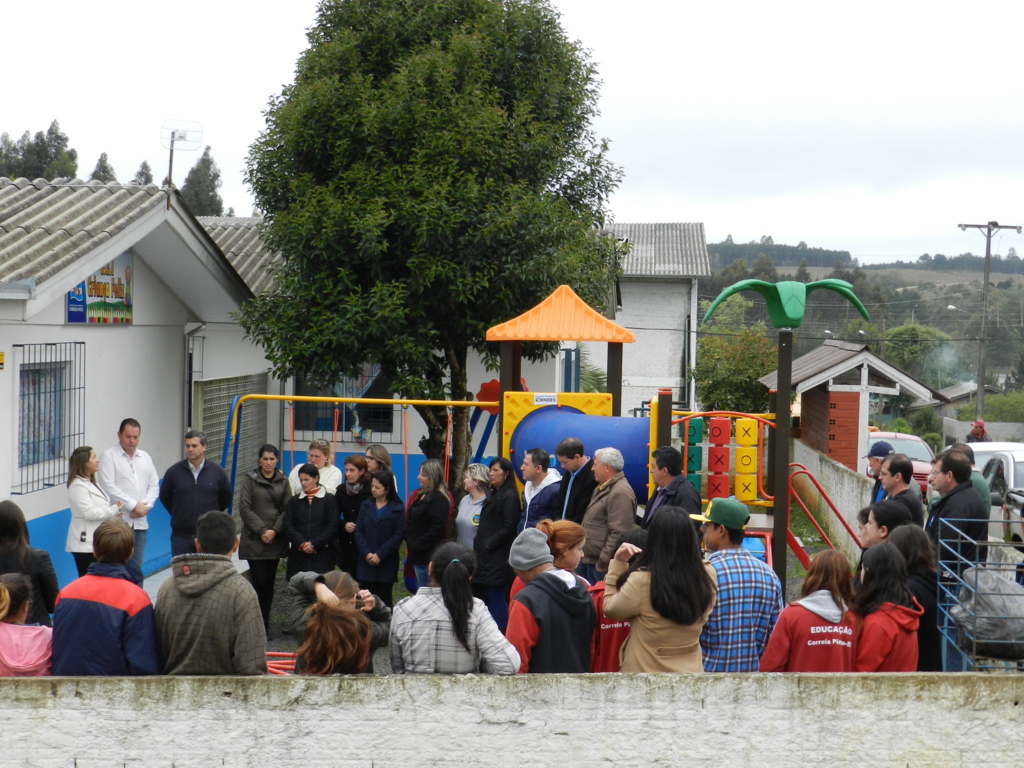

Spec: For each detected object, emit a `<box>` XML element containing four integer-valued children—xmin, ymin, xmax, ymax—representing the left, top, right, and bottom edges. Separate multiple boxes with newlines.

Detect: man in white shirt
<box><xmin>97</xmin><ymin>418</ymin><xmax>160</xmax><ymax>585</ymax></box>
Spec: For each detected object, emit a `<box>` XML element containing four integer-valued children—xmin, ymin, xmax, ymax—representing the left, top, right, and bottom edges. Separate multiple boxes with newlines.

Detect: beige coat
<box><xmin>603</xmin><ymin>558</ymin><xmax>717</xmax><ymax>673</ymax></box>
<box><xmin>581</xmin><ymin>473</ymin><xmax>637</xmax><ymax>573</ymax></box>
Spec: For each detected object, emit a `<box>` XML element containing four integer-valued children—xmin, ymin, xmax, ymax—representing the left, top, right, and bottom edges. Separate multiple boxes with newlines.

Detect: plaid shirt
<box><xmin>390</xmin><ymin>587</ymin><xmax>520</xmax><ymax>674</ymax></box>
<box><xmin>700</xmin><ymin>547</ymin><xmax>783</xmax><ymax>672</ymax></box>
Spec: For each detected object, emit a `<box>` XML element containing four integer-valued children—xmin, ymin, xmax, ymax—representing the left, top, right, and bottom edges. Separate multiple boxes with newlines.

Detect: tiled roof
<box><xmin>0</xmin><ymin>177</ymin><xmax>167</xmax><ymax>284</ymax></box>
<box><xmin>197</xmin><ymin>216</ymin><xmax>282</xmax><ymax>295</ymax></box>
<box><xmin>759</xmin><ymin>340</ymin><xmax>865</xmax><ymax>390</ymax></box>
<box><xmin>486</xmin><ymin>284</ymin><xmax>635</xmax><ymax>343</ymax></box>
<box><xmin>605</xmin><ymin>222</ymin><xmax>711</xmax><ymax>278</ymax></box>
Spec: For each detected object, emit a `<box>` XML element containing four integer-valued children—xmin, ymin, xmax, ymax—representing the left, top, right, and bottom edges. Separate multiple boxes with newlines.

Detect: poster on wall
<box><xmin>66</xmin><ymin>252</ymin><xmax>133</xmax><ymax>324</ymax></box>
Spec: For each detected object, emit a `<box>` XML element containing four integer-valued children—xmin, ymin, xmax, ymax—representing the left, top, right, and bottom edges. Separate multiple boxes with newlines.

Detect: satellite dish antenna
<box><xmin>160</xmin><ymin>119</ymin><xmax>203</xmax><ymax>190</ymax></box>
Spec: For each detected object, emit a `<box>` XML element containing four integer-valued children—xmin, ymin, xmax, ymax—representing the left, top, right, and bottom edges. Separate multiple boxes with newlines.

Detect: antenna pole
<box><xmin>166</xmin><ymin>133</ymin><xmax>176</xmax><ymax>210</ymax></box>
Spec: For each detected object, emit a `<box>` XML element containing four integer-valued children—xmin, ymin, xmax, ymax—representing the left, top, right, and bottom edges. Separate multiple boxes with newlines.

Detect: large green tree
<box><xmin>240</xmin><ymin>0</ymin><xmax>624</xmax><ymax>479</ymax></box>
<box><xmin>132</xmin><ymin>161</ymin><xmax>154</xmax><ymax>185</ymax></box>
<box><xmin>180</xmin><ymin>146</ymin><xmax>224</xmax><ymax>215</ymax></box>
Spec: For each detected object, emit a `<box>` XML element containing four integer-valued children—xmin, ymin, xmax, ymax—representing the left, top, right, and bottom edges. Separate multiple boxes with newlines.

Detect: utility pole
<box><xmin>958</xmin><ymin>221</ymin><xmax>1022</xmax><ymax>420</ymax></box>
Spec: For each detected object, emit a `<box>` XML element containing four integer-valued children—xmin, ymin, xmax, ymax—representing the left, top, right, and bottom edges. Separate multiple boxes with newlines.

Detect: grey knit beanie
<box><xmin>508</xmin><ymin>527</ymin><xmax>554</xmax><ymax>571</ymax></box>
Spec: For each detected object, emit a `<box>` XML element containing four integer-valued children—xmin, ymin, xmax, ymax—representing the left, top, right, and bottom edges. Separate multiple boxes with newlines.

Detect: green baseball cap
<box><xmin>689</xmin><ymin>498</ymin><xmax>750</xmax><ymax>530</ymax></box>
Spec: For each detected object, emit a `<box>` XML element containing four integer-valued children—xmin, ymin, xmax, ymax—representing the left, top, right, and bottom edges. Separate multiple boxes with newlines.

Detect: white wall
<box><xmin>583</xmin><ymin>278</ymin><xmax>692</xmax><ymax>417</ymax></box>
<box><xmin>3</xmin><ymin>674</ymin><xmax>1023</xmax><ymax>767</ymax></box>
<box><xmin>0</xmin><ymin>255</ymin><xmax>191</xmax><ymax>521</ymax></box>
<box><xmin>792</xmin><ymin>439</ymin><xmax>871</xmax><ymax>564</ymax></box>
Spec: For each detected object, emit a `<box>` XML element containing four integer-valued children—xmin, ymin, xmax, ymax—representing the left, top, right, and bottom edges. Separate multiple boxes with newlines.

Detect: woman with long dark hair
<box><xmin>472</xmin><ymin>457</ymin><xmax>521</xmax><ymax>631</ymax></box>
<box><xmin>281</xmin><ymin>463</ymin><xmax>340</xmax><ymax>579</ymax></box>
<box><xmin>760</xmin><ymin>549</ymin><xmax>859</xmax><ymax>672</ymax></box>
<box><xmin>854</xmin><ymin>542</ymin><xmax>923</xmax><ymax>672</ymax></box>
<box><xmin>406</xmin><ymin>459</ymin><xmax>451</xmax><ymax>591</ymax></box>
<box><xmin>0</xmin><ymin>574</ymin><xmax>52</xmax><ymax>676</ymax></box>
<box><xmin>66</xmin><ymin>445</ymin><xmax>123</xmax><ymax>576</ymax></box>
<box><xmin>390</xmin><ymin>542</ymin><xmax>519</xmax><ymax>674</ymax></box>
<box><xmin>603</xmin><ymin>506</ymin><xmax>717</xmax><ymax>672</ymax></box>
<box><xmin>0</xmin><ymin>501</ymin><xmax>58</xmax><ymax>627</ymax></box>
<box><xmin>888</xmin><ymin>525</ymin><xmax>942</xmax><ymax>671</ymax></box>
<box><xmin>335</xmin><ymin>455</ymin><xmax>373</xmax><ymax>578</ymax></box>
<box><xmin>238</xmin><ymin>443</ymin><xmax>291</xmax><ymax>635</ymax></box>
<box><xmin>354</xmin><ymin>469</ymin><xmax>405</xmax><ymax>608</ymax></box>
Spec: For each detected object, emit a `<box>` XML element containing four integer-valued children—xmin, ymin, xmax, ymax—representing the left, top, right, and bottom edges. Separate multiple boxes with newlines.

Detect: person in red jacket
<box><xmin>760</xmin><ymin>549</ymin><xmax>858</xmax><ymax>672</ymax></box>
<box><xmin>589</xmin><ymin>526</ymin><xmax>647</xmax><ymax>672</ymax></box>
<box><xmin>854</xmin><ymin>543</ymin><xmax>923</xmax><ymax>672</ymax></box>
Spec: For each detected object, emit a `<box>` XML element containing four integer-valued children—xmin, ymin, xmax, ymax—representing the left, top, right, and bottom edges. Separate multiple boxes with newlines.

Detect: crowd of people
<box><xmin>0</xmin><ymin>423</ymin><xmax>989</xmax><ymax>677</ymax></box>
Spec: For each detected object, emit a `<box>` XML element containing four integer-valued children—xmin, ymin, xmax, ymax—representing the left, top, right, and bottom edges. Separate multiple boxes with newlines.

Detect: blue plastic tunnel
<box><xmin>509</xmin><ymin>406</ymin><xmax>651</xmax><ymax>501</ymax></box>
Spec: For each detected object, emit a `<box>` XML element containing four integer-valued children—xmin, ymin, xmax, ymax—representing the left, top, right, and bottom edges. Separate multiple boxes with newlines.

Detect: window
<box><xmin>14</xmin><ymin>342</ymin><xmax>86</xmax><ymax>494</ymax></box>
<box><xmin>294</xmin><ymin>364</ymin><xmax>398</xmax><ymax>445</ymax></box>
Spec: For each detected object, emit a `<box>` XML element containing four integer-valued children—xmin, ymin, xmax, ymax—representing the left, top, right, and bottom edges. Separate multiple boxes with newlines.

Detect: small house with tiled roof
<box><xmin>604</xmin><ymin>222</ymin><xmax>711</xmax><ymax>415</ymax></box>
<box><xmin>0</xmin><ymin>177</ymin><xmax>279</xmax><ymax>587</ymax></box>
<box><xmin>758</xmin><ymin>340</ymin><xmax>949</xmax><ymax>471</ymax></box>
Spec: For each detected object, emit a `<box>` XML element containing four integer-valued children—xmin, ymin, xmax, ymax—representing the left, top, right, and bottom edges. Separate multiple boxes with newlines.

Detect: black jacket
<box><xmin>890</xmin><ymin>487</ymin><xmax>925</xmax><ymax>528</ymax></box>
<box><xmin>159</xmin><ymin>460</ymin><xmax>233</xmax><ymax>538</ymax></box>
<box><xmin>513</xmin><ymin>570</ymin><xmax>595</xmax><ymax>673</ymax></box>
<box><xmin>0</xmin><ymin>547</ymin><xmax>58</xmax><ymax>627</ymax></box>
<box><xmin>907</xmin><ymin>570</ymin><xmax>942</xmax><ymax>672</ymax></box>
<box><xmin>282</xmin><ymin>492</ymin><xmax>340</xmax><ymax>578</ymax></box>
<box><xmin>335</xmin><ymin>484</ymin><xmax>371</xmax><ymax>575</ymax></box>
<box><xmin>473</xmin><ymin>481</ymin><xmax>521</xmax><ymax>587</ymax></box>
<box><xmin>926</xmin><ymin>481</ymin><xmax>988</xmax><ymax>575</ymax></box>
<box><xmin>555</xmin><ymin>459</ymin><xmax>598</xmax><ymax>525</ymax></box>
<box><xmin>405</xmin><ymin>490</ymin><xmax>450</xmax><ymax>565</ymax></box>
<box><xmin>642</xmin><ymin>473</ymin><xmax>701</xmax><ymax>528</ymax></box>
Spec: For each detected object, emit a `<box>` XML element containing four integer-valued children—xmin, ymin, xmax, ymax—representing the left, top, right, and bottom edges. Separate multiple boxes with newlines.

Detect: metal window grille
<box><xmin>193</xmin><ymin>373</ymin><xmax>268</xmax><ymax>516</ymax></box>
<box><xmin>13</xmin><ymin>342</ymin><xmax>86</xmax><ymax>494</ymax></box>
<box><xmin>294</xmin><ymin>366</ymin><xmax>399</xmax><ymax>445</ymax></box>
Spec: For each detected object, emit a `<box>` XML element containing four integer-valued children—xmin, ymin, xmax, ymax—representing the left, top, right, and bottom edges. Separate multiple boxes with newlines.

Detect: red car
<box><xmin>866</xmin><ymin>432</ymin><xmax>935</xmax><ymax>496</ymax></box>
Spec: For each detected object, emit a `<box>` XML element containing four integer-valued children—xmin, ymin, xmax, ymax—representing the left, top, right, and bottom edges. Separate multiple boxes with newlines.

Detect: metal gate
<box><xmin>193</xmin><ymin>373</ymin><xmax>268</xmax><ymax>515</ymax></box>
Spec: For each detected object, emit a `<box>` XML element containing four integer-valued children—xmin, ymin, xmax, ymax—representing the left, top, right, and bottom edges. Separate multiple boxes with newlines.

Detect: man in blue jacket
<box><xmin>51</xmin><ymin>518</ymin><xmax>161</xmax><ymax>676</ymax></box>
<box><xmin>159</xmin><ymin>429</ymin><xmax>233</xmax><ymax>556</ymax></box>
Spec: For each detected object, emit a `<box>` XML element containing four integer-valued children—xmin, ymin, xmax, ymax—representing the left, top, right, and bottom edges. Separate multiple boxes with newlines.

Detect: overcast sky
<box><xmin>8</xmin><ymin>0</ymin><xmax>1024</xmax><ymax>262</ymax></box>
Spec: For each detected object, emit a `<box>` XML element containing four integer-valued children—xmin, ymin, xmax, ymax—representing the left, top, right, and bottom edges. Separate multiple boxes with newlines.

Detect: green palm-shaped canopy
<box><xmin>702</xmin><ymin>279</ymin><xmax>870</xmax><ymax>329</ymax></box>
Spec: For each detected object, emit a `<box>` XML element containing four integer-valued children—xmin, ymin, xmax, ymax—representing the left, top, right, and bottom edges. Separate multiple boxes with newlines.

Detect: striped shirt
<box><xmin>700</xmin><ymin>547</ymin><xmax>783</xmax><ymax>672</ymax></box>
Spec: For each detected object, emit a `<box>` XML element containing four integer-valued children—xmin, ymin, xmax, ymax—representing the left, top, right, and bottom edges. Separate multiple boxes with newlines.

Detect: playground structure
<box><xmin>219</xmin><ymin>282</ymin><xmax>873</xmax><ymax>593</ymax></box>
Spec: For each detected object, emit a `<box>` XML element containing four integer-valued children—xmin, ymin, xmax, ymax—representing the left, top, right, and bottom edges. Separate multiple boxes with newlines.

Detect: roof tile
<box><xmin>605</xmin><ymin>222</ymin><xmax>711</xmax><ymax>278</ymax></box>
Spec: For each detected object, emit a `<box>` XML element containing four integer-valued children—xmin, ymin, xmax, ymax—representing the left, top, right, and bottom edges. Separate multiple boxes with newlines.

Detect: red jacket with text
<box><xmin>854</xmin><ymin>599</ymin><xmax>923</xmax><ymax>672</ymax></box>
<box><xmin>759</xmin><ymin>590</ymin><xmax>859</xmax><ymax>673</ymax></box>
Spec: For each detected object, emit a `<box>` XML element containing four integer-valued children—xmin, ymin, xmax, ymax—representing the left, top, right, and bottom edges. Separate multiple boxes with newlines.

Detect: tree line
<box><xmin>707</xmin><ymin>235</ymin><xmax>853</xmax><ymax>270</ymax></box>
<box><xmin>1</xmin><ymin>121</ymin><xmax>229</xmax><ymax>215</ymax></box>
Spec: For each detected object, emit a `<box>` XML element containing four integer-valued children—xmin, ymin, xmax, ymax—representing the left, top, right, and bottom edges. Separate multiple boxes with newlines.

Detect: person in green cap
<box><xmin>691</xmin><ymin>498</ymin><xmax>782</xmax><ymax>672</ymax></box>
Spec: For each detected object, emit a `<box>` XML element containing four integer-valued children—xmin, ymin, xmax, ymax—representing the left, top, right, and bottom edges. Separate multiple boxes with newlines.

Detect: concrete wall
<box><xmin>3</xmin><ymin>674</ymin><xmax>1024</xmax><ymax>767</ymax></box>
<box><xmin>943</xmin><ymin>417</ymin><xmax>1024</xmax><ymax>446</ymax></box>
<box><xmin>792</xmin><ymin>438</ymin><xmax>871</xmax><ymax>564</ymax></box>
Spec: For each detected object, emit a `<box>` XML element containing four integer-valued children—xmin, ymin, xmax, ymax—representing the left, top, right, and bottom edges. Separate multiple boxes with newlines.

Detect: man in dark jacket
<box><xmin>505</xmin><ymin>528</ymin><xmax>595</xmax><ymax>673</ymax></box>
<box><xmin>554</xmin><ymin>437</ymin><xmax>597</xmax><ymax>525</ymax></box>
<box><xmin>51</xmin><ymin>518</ymin><xmax>161</xmax><ymax>676</ymax></box>
<box><xmin>159</xmin><ymin>429</ymin><xmax>233</xmax><ymax>556</ymax></box>
<box><xmin>880</xmin><ymin>454</ymin><xmax>924</xmax><ymax>527</ymax></box>
<box><xmin>642</xmin><ymin>446</ymin><xmax>701</xmax><ymax>528</ymax></box>
<box><xmin>926</xmin><ymin>449</ymin><xmax>988</xmax><ymax>575</ymax></box>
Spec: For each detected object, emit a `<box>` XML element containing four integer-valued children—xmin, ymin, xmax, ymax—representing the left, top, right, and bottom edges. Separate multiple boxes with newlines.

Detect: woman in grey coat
<box><xmin>238</xmin><ymin>443</ymin><xmax>291</xmax><ymax>634</ymax></box>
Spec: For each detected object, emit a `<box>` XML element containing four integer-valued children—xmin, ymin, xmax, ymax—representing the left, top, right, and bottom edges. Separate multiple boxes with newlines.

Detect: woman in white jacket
<box><xmin>66</xmin><ymin>446</ymin><xmax>122</xmax><ymax>576</ymax></box>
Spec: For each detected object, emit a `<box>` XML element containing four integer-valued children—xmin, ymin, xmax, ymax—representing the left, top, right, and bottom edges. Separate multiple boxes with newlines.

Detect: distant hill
<box><xmin>707</xmin><ymin>238</ymin><xmax>853</xmax><ymax>269</ymax></box>
<box><xmin>862</xmin><ymin>251</ymin><xmax>1024</xmax><ymax>276</ymax></box>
